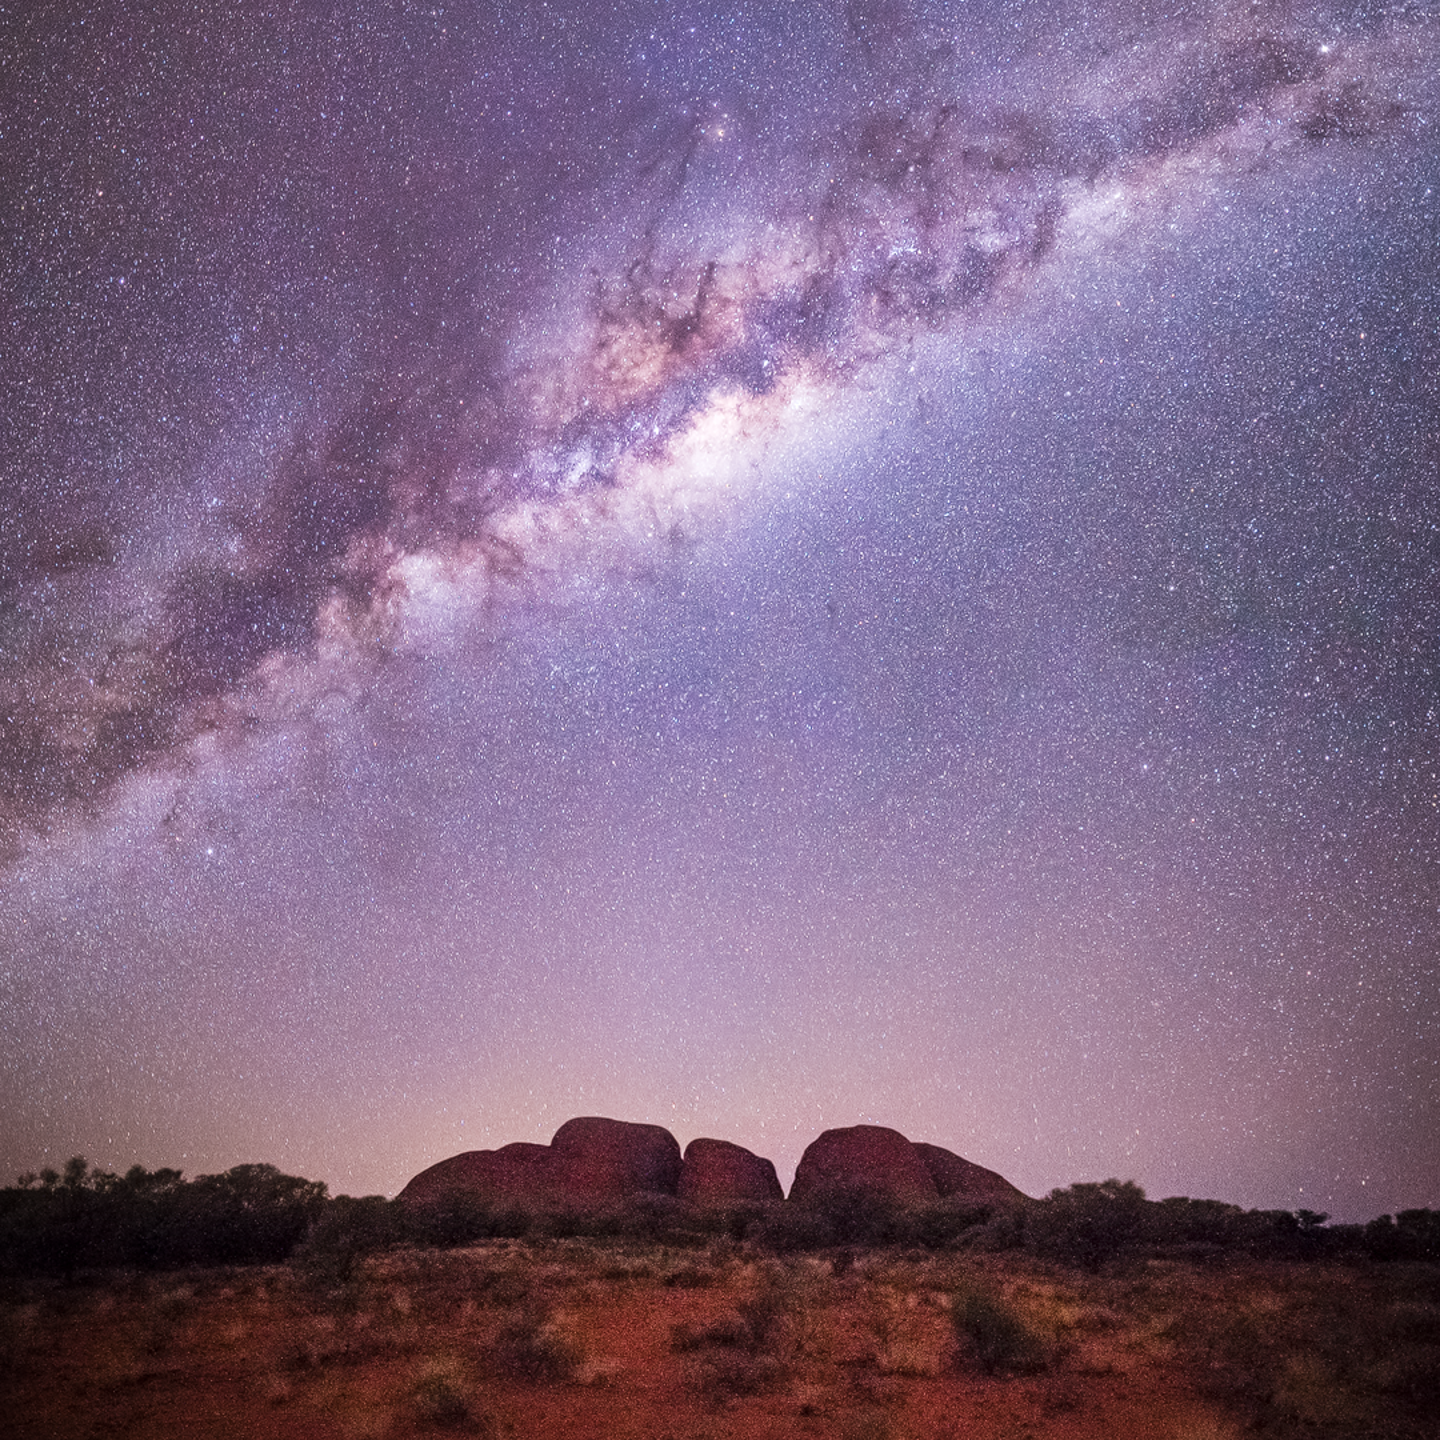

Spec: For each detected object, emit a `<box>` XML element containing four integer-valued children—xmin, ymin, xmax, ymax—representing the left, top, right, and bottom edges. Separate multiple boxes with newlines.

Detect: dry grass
<box><xmin>0</xmin><ymin>1242</ymin><xmax>1435</xmax><ymax>1439</ymax></box>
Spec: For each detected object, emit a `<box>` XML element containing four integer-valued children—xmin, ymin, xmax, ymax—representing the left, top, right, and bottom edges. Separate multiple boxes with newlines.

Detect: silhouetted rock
<box><xmin>549</xmin><ymin>1116</ymin><xmax>683</xmax><ymax>1200</ymax></box>
<box><xmin>914</xmin><ymin>1142</ymin><xmax>1028</xmax><ymax>1203</ymax></box>
<box><xmin>397</xmin><ymin>1141</ymin><xmax>556</xmax><ymax>1209</ymax></box>
<box><xmin>789</xmin><ymin>1125</ymin><xmax>940</xmax><ymax>1205</ymax></box>
<box><xmin>677</xmin><ymin>1137</ymin><xmax>784</xmax><ymax>1205</ymax></box>
<box><xmin>398</xmin><ymin>1117</ymin><xmax>682</xmax><ymax>1210</ymax></box>
<box><xmin>399</xmin><ymin>1116</ymin><xmax>1027</xmax><ymax>1218</ymax></box>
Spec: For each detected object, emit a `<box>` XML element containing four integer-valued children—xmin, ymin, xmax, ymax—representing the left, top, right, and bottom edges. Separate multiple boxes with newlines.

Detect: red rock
<box><xmin>914</xmin><ymin>1142</ymin><xmax>1028</xmax><ymax>1203</ymax></box>
<box><xmin>398</xmin><ymin>1117</ymin><xmax>1027</xmax><ymax>1216</ymax></box>
<box><xmin>677</xmin><ymin>1138</ymin><xmax>784</xmax><ymax>1205</ymax></box>
<box><xmin>397</xmin><ymin>1141</ymin><xmax>556</xmax><ymax>1209</ymax></box>
<box><xmin>549</xmin><ymin>1116</ymin><xmax>683</xmax><ymax>1199</ymax></box>
<box><xmin>398</xmin><ymin>1116</ymin><xmax>684</xmax><ymax>1211</ymax></box>
<box><xmin>788</xmin><ymin>1125</ymin><xmax>939</xmax><ymax>1205</ymax></box>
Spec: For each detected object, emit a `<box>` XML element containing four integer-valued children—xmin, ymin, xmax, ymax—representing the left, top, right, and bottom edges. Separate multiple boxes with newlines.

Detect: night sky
<box><xmin>2</xmin><ymin>1</ymin><xmax>1437</xmax><ymax>1222</ymax></box>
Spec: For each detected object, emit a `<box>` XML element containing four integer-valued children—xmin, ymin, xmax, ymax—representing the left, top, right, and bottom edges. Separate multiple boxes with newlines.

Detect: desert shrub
<box><xmin>0</xmin><ymin>1159</ymin><xmax>327</xmax><ymax>1273</ymax></box>
<box><xmin>672</xmin><ymin>1310</ymin><xmax>752</xmax><ymax>1351</ymax></box>
<box><xmin>1025</xmin><ymin>1180</ymin><xmax>1148</xmax><ymax>1270</ymax></box>
<box><xmin>412</xmin><ymin>1358</ymin><xmax>496</xmax><ymax>1433</ymax></box>
<box><xmin>951</xmin><ymin>1285</ymin><xmax>1051</xmax><ymax>1375</ymax></box>
<box><xmin>672</xmin><ymin>1264</ymin><xmax>810</xmax><ymax>1362</ymax></box>
<box><xmin>1362</xmin><ymin>1209</ymin><xmax>1440</xmax><ymax>1263</ymax></box>
<box><xmin>488</xmin><ymin>1305</ymin><xmax>581</xmax><ymax>1383</ymax></box>
<box><xmin>745</xmin><ymin>1204</ymin><xmax>836</xmax><ymax>1253</ymax></box>
<box><xmin>662</xmin><ymin>1260</ymin><xmax>721</xmax><ymax>1288</ymax></box>
<box><xmin>159</xmin><ymin>1164</ymin><xmax>329</xmax><ymax>1266</ymax></box>
<box><xmin>1147</xmin><ymin>1196</ymin><xmax>1249</xmax><ymax>1250</ymax></box>
<box><xmin>292</xmin><ymin>1195</ymin><xmax>404</xmax><ymax>1290</ymax></box>
<box><xmin>966</xmin><ymin>1184</ymin><xmax>1388</xmax><ymax>1268</ymax></box>
<box><xmin>580</xmin><ymin>1194</ymin><xmax>696</xmax><ymax>1244</ymax></box>
<box><xmin>1182</xmin><ymin>1302</ymin><xmax>1296</xmax><ymax>1424</ymax></box>
<box><xmin>405</xmin><ymin>1194</ymin><xmax>534</xmax><ymax>1248</ymax></box>
<box><xmin>465</xmin><ymin>1262</ymin><xmax>536</xmax><ymax>1307</ymax></box>
<box><xmin>799</xmin><ymin>1186</ymin><xmax>922</xmax><ymax>1248</ymax></box>
<box><xmin>873</xmin><ymin>1297</ymin><xmax>951</xmax><ymax>1376</ymax></box>
<box><xmin>680</xmin><ymin>1277</ymin><xmax>806</xmax><ymax>1407</ymax></box>
<box><xmin>965</xmin><ymin>1203</ymin><xmax>1029</xmax><ymax>1253</ymax></box>
<box><xmin>1172</xmin><ymin>1278</ymin><xmax>1440</xmax><ymax>1435</ymax></box>
<box><xmin>690</xmin><ymin>1204</ymin><xmax>768</xmax><ymax>1243</ymax></box>
<box><xmin>912</xmin><ymin>1198</ymin><xmax>996</xmax><ymax>1249</ymax></box>
<box><xmin>1293</xmin><ymin>1287</ymin><xmax>1440</xmax><ymax>1421</ymax></box>
<box><xmin>736</xmin><ymin>1281</ymin><xmax>794</xmax><ymax>1352</ymax></box>
<box><xmin>1237</xmin><ymin>1207</ymin><xmax>1339</xmax><ymax>1261</ymax></box>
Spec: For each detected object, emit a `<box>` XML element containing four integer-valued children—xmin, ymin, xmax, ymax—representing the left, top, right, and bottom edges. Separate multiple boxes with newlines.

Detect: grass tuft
<box><xmin>488</xmin><ymin>1305</ymin><xmax>582</xmax><ymax>1384</ymax></box>
<box><xmin>412</xmin><ymin>1357</ymin><xmax>496</xmax><ymax>1434</ymax></box>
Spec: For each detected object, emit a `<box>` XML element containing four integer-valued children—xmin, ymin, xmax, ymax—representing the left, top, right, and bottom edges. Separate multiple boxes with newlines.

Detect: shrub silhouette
<box><xmin>909</xmin><ymin>1198</ymin><xmax>995</xmax><ymax>1248</ymax></box>
<box><xmin>488</xmin><ymin>1306</ymin><xmax>582</xmax><ymax>1384</ymax></box>
<box><xmin>817</xmin><ymin>1185</ymin><xmax>922</xmax><ymax>1246</ymax></box>
<box><xmin>743</xmin><ymin>1203</ymin><xmax>835</xmax><ymax>1252</ymax></box>
<box><xmin>6</xmin><ymin>1153</ymin><xmax>1433</xmax><ymax>1281</ymax></box>
<box><xmin>412</xmin><ymin>1358</ymin><xmax>494</xmax><ymax>1434</ymax></box>
<box><xmin>1361</xmin><ymin>1209</ymin><xmax>1440</xmax><ymax>1262</ymax></box>
<box><xmin>1025</xmin><ymin>1179</ymin><xmax>1148</xmax><ymax>1269</ymax></box>
<box><xmin>951</xmin><ymin>1286</ymin><xmax>1050</xmax><ymax>1375</ymax></box>
<box><xmin>0</xmin><ymin>1158</ymin><xmax>326</xmax><ymax>1273</ymax></box>
<box><xmin>293</xmin><ymin>1194</ymin><xmax>405</xmax><ymax>1288</ymax></box>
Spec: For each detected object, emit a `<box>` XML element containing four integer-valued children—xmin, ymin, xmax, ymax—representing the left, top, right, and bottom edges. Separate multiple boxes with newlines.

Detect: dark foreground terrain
<box><xmin>4</xmin><ymin>1236</ymin><xmax>1438</xmax><ymax>1439</ymax></box>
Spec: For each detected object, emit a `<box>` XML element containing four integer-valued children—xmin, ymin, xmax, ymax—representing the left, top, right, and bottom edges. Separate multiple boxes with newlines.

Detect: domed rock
<box><xmin>789</xmin><ymin>1125</ymin><xmax>939</xmax><ymax>1206</ymax></box>
<box><xmin>914</xmin><ymin>1142</ymin><xmax>1028</xmax><ymax>1203</ymax></box>
<box><xmin>677</xmin><ymin>1137</ymin><xmax>784</xmax><ymax>1205</ymax></box>
<box><xmin>397</xmin><ymin>1141</ymin><xmax>556</xmax><ymax>1209</ymax></box>
<box><xmin>547</xmin><ymin>1116</ymin><xmax>684</xmax><ymax>1200</ymax></box>
<box><xmin>398</xmin><ymin>1117</ymin><xmax>683</xmax><ymax>1211</ymax></box>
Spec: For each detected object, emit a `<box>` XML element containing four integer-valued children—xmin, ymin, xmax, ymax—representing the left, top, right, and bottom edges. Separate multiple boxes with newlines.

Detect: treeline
<box><xmin>2</xmin><ymin>1160</ymin><xmax>1437</xmax><ymax>1278</ymax></box>
<box><xmin>0</xmin><ymin>1159</ymin><xmax>326</xmax><ymax>1274</ymax></box>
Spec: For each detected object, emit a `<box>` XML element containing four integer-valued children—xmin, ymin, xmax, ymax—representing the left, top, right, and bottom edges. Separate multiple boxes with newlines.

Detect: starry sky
<box><xmin>1</xmin><ymin>1</ymin><xmax>1436</xmax><ymax>1221</ymax></box>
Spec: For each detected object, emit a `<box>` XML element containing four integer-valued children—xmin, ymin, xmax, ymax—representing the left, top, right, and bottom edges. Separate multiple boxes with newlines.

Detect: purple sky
<box><xmin>1</xmin><ymin>1</ymin><xmax>1436</xmax><ymax>1221</ymax></box>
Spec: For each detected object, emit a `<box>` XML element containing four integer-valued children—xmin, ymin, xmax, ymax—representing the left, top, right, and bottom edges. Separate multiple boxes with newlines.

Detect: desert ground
<box><xmin>3</xmin><ymin>1238</ymin><xmax>1437</xmax><ymax>1439</ymax></box>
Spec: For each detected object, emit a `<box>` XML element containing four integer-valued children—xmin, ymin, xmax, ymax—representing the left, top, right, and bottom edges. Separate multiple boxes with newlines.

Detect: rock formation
<box><xmin>788</xmin><ymin>1124</ymin><xmax>941</xmax><ymax>1205</ymax></box>
<box><xmin>398</xmin><ymin>1117</ymin><xmax>682</xmax><ymax>1210</ymax></box>
<box><xmin>399</xmin><ymin>1115</ymin><xmax>1028</xmax><ymax>1215</ymax></box>
<box><xmin>397</xmin><ymin>1141</ymin><xmax>555</xmax><ymax>1210</ymax></box>
<box><xmin>676</xmin><ymin>1137</ymin><xmax>784</xmax><ymax>1205</ymax></box>
<box><xmin>914</xmin><ymin>1141</ymin><xmax>1028</xmax><ymax>1204</ymax></box>
<box><xmin>549</xmin><ymin>1116</ymin><xmax>683</xmax><ymax>1200</ymax></box>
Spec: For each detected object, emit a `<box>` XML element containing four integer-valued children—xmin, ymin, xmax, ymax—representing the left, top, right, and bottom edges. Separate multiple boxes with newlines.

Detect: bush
<box><xmin>1026</xmin><ymin>1180</ymin><xmax>1148</xmax><ymax>1270</ymax></box>
<box><xmin>1362</xmin><ymin>1210</ymin><xmax>1440</xmax><ymax>1263</ymax></box>
<box><xmin>412</xmin><ymin>1358</ymin><xmax>495</xmax><ymax>1434</ymax></box>
<box><xmin>0</xmin><ymin>1159</ymin><xmax>327</xmax><ymax>1273</ymax></box>
<box><xmin>488</xmin><ymin>1306</ymin><xmax>582</xmax><ymax>1384</ymax></box>
<box><xmin>688</xmin><ymin>1349</ymin><xmax>786</xmax><ymax>1401</ymax></box>
<box><xmin>951</xmin><ymin>1286</ymin><xmax>1051</xmax><ymax>1375</ymax></box>
<box><xmin>672</xmin><ymin>1311</ymin><xmax>751</xmax><ymax>1351</ymax></box>
<box><xmin>873</xmin><ymin>1299</ymin><xmax>951</xmax><ymax>1377</ymax></box>
<box><xmin>913</xmin><ymin>1199</ymin><xmax>996</xmax><ymax>1249</ymax></box>
<box><xmin>405</xmin><ymin>1193</ymin><xmax>533</xmax><ymax>1248</ymax></box>
<box><xmin>744</xmin><ymin>1204</ymin><xmax>835</xmax><ymax>1253</ymax></box>
<box><xmin>796</xmin><ymin>1186</ymin><xmax>921</xmax><ymax>1248</ymax></box>
<box><xmin>292</xmin><ymin>1195</ymin><xmax>405</xmax><ymax>1289</ymax></box>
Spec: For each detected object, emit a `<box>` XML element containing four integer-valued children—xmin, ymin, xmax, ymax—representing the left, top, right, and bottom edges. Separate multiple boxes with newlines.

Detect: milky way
<box><xmin>1</xmin><ymin>1</ymin><xmax>1437</xmax><ymax>1218</ymax></box>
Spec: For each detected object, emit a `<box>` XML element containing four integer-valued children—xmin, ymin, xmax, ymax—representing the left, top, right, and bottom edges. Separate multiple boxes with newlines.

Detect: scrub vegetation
<box><xmin>4</xmin><ymin>1160</ymin><xmax>1437</xmax><ymax>1274</ymax></box>
<box><xmin>2</xmin><ymin>1162</ymin><xmax>1438</xmax><ymax>1437</ymax></box>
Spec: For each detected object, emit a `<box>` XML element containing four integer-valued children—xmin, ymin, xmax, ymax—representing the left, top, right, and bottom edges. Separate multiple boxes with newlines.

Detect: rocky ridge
<box><xmin>399</xmin><ymin>1118</ymin><xmax>1025</xmax><ymax>1211</ymax></box>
